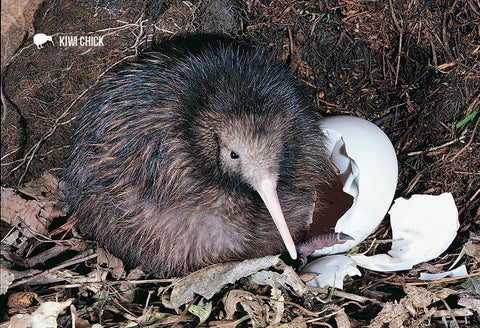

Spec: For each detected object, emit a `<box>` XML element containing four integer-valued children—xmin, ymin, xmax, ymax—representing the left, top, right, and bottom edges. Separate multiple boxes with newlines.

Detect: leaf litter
<box><xmin>1</xmin><ymin>0</ymin><xmax>479</xmax><ymax>326</ymax></box>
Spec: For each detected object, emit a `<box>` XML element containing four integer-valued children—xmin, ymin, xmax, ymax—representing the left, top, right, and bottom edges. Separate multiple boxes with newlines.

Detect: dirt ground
<box><xmin>1</xmin><ymin>0</ymin><xmax>479</xmax><ymax>327</ymax></box>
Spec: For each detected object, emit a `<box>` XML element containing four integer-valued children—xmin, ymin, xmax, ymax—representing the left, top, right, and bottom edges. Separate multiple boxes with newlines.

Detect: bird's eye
<box><xmin>230</xmin><ymin>151</ymin><xmax>239</xmax><ymax>160</ymax></box>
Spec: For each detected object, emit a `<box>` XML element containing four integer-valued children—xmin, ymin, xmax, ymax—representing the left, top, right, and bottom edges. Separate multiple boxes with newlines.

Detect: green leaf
<box><xmin>456</xmin><ymin>107</ymin><xmax>478</xmax><ymax>129</ymax></box>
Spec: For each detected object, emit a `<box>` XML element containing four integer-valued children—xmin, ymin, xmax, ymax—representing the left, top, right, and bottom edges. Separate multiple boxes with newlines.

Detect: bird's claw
<box><xmin>295</xmin><ymin>232</ymin><xmax>354</xmax><ymax>271</ymax></box>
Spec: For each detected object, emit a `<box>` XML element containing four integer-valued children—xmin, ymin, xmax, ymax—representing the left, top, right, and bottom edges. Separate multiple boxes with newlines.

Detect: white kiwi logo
<box><xmin>33</xmin><ymin>33</ymin><xmax>105</xmax><ymax>49</ymax></box>
<box><xmin>33</xmin><ymin>33</ymin><xmax>54</xmax><ymax>49</ymax></box>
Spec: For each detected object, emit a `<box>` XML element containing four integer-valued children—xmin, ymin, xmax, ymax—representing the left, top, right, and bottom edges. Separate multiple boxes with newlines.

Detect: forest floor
<box><xmin>1</xmin><ymin>0</ymin><xmax>479</xmax><ymax>327</ymax></box>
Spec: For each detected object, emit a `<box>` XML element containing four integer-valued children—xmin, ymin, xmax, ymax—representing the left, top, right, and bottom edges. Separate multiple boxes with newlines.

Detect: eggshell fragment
<box><xmin>419</xmin><ymin>265</ymin><xmax>467</xmax><ymax>281</ymax></box>
<box><xmin>313</xmin><ymin>116</ymin><xmax>398</xmax><ymax>255</ymax></box>
<box><xmin>352</xmin><ymin>193</ymin><xmax>459</xmax><ymax>271</ymax></box>
<box><xmin>302</xmin><ymin>255</ymin><xmax>361</xmax><ymax>289</ymax></box>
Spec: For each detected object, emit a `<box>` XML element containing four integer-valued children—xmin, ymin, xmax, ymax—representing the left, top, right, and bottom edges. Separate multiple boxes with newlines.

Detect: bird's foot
<box><xmin>296</xmin><ymin>232</ymin><xmax>354</xmax><ymax>271</ymax></box>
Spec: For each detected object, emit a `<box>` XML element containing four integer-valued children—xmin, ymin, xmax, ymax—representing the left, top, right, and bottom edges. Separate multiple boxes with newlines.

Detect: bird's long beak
<box><xmin>256</xmin><ymin>177</ymin><xmax>298</xmax><ymax>260</ymax></box>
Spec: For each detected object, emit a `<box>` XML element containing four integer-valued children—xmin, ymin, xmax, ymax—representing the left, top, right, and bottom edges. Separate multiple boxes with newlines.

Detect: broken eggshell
<box><xmin>311</xmin><ymin>115</ymin><xmax>398</xmax><ymax>256</ymax></box>
<box><xmin>303</xmin><ymin>116</ymin><xmax>460</xmax><ymax>288</ymax></box>
<box><xmin>302</xmin><ymin>255</ymin><xmax>361</xmax><ymax>290</ymax></box>
<box><xmin>351</xmin><ymin>193</ymin><xmax>459</xmax><ymax>271</ymax></box>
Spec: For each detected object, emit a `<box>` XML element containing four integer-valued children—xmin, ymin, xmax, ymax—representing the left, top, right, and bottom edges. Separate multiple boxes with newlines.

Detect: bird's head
<box><xmin>182</xmin><ymin>99</ymin><xmax>299</xmax><ymax>259</ymax></box>
<box><xmin>215</xmin><ymin>114</ymin><xmax>298</xmax><ymax>259</ymax></box>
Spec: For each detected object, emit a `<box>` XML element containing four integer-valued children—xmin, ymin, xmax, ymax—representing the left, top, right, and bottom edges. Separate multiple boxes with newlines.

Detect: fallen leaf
<box><xmin>8</xmin><ymin>299</ymin><xmax>72</xmax><ymax>328</ymax></box>
<box><xmin>276</xmin><ymin>317</ymin><xmax>308</xmax><ymax>327</ymax></box>
<box><xmin>18</xmin><ymin>172</ymin><xmax>65</xmax><ymax>200</ymax></box>
<box><xmin>247</xmin><ymin>266</ymin><xmax>306</xmax><ymax>297</ymax></box>
<box><xmin>268</xmin><ymin>282</ymin><xmax>284</xmax><ymax>325</ymax></box>
<box><xmin>458</xmin><ymin>296</ymin><xmax>480</xmax><ymax>314</ymax></box>
<box><xmin>369</xmin><ymin>286</ymin><xmax>458</xmax><ymax>327</ymax></box>
<box><xmin>0</xmin><ymin>267</ymin><xmax>15</xmax><ymax>295</ymax></box>
<box><xmin>188</xmin><ymin>299</ymin><xmax>212</xmax><ymax>326</ymax></box>
<box><xmin>1</xmin><ymin>173</ymin><xmax>69</xmax><ymax>238</ymax></box>
<box><xmin>122</xmin><ymin>308</ymin><xmax>173</xmax><ymax>327</ymax></box>
<box><xmin>7</xmin><ymin>292</ymin><xmax>37</xmax><ymax>310</ymax></box>
<box><xmin>97</xmin><ymin>247</ymin><xmax>125</xmax><ymax>280</ymax></box>
<box><xmin>331</xmin><ymin>304</ymin><xmax>351</xmax><ymax>328</ymax></box>
<box><xmin>224</xmin><ymin>290</ymin><xmax>266</xmax><ymax>327</ymax></box>
<box><xmin>168</xmin><ymin>255</ymin><xmax>281</xmax><ymax>310</ymax></box>
<box><xmin>465</xmin><ymin>237</ymin><xmax>480</xmax><ymax>261</ymax></box>
<box><xmin>118</xmin><ymin>267</ymin><xmax>146</xmax><ymax>304</ymax></box>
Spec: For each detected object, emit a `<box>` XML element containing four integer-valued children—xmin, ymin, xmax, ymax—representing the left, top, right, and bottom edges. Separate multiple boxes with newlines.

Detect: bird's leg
<box><xmin>296</xmin><ymin>232</ymin><xmax>354</xmax><ymax>271</ymax></box>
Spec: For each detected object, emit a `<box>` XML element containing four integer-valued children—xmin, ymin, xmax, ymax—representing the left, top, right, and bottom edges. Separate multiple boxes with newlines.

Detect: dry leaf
<box><xmin>458</xmin><ymin>296</ymin><xmax>480</xmax><ymax>314</ymax></box>
<box><xmin>18</xmin><ymin>172</ymin><xmax>65</xmax><ymax>200</ymax></box>
<box><xmin>276</xmin><ymin>317</ymin><xmax>308</xmax><ymax>328</ymax></box>
<box><xmin>268</xmin><ymin>283</ymin><xmax>284</xmax><ymax>325</ymax></box>
<box><xmin>1</xmin><ymin>173</ymin><xmax>69</xmax><ymax>238</ymax></box>
<box><xmin>328</xmin><ymin>304</ymin><xmax>351</xmax><ymax>328</ymax></box>
<box><xmin>97</xmin><ymin>247</ymin><xmax>125</xmax><ymax>279</ymax></box>
<box><xmin>247</xmin><ymin>266</ymin><xmax>306</xmax><ymax>298</ymax></box>
<box><xmin>126</xmin><ymin>308</ymin><xmax>174</xmax><ymax>326</ymax></box>
<box><xmin>1</xmin><ymin>0</ymin><xmax>44</xmax><ymax>68</ymax></box>
<box><xmin>118</xmin><ymin>267</ymin><xmax>146</xmax><ymax>304</ymax></box>
<box><xmin>224</xmin><ymin>290</ymin><xmax>266</xmax><ymax>327</ymax></box>
<box><xmin>188</xmin><ymin>299</ymin><xmax>212</xmax><ymax>326</ymax></box>
<box><xmin>7</xmin><ymin>292</ymin><xmax>37</xmax><ymax>310</ymax></box>
<box><xmin>369</xmin><ymin>286</ymin><xmax>459</xmax><ymax>327</ymax></box>
<box><xmin>0</xmin><ymin>267</ymin><xmax>15</xmax><ymax>295</ymax></box>
<box><xmin>465</xmin><ymin>238</ymin><xmax>480</xmax><ymax>261</ymax></box>
<box><xmin>8</xmin><ymin>299</ymin><xmax>72</xmax><ymax>328</ymax></box>
<box><xmin>168</xmin><ymin>255</ymin><xmax>281</xmax><ymax>310</ymax></box>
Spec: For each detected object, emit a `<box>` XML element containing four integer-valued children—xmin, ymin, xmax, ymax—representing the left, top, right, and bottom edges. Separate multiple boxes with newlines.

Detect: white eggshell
<box><xmin>352</xmin><ymin>192</ymin><xmax>459</xmax><ymax>271</ymax></box>
<box><xmin>303</xmin><ymin>116</ymin><xmax>460</xmax><ymax>282</ymax></box>
<box><xmin>303</xmin><ymin>255</ymin><xmax>361</xmax><ymax>289</ymax></box>
<box><xmin>312</xmin><ymin>115</ymin><xmax>398</xmax><ymax>255</ymax></box>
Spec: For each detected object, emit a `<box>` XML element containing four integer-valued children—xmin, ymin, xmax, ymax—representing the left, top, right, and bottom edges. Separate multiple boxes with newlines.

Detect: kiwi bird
<box><xmin>64</xmin><ymin>35</ymin><xmax>338</xmax><ymax>277</ymax></box>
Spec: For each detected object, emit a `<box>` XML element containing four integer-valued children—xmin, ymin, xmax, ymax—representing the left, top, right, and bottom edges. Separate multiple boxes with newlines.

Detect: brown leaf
<box><xmin>18</xmin><ymin>172</ymin><xmax>65</xmax><ymax>200</ymax></box>
<box><xmin>97</xmin><ymin>247</ymin><xmax>125</xmax><ymax>279</ymax></box>
<box><xmin>7</xmin><ymin>292</ymin><xmax>37</xmax><ymax>309</ymax></box>
<box><xmin>1</xmin><ymin>174</ymin><xmax>69</xmax><ymax>238</ymax></box>
<box><xmin>224</xmin><ymin>290</ymin><xmax>266</xmax><ymax>327</ymax></box>
<box><xmin>369</xmin><ymin>286</ymin><xmax>459</xmax><ymax>327</ymax></box>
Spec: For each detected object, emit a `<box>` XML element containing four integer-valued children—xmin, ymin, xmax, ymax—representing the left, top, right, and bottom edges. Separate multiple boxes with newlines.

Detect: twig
<box><xmin>10</xmin><ymin>251</ymin><xmax>97</xmax><ymax>288</ymax></box>
<box><xmin>381</xmin><ymin>271</ymin><xmax>480</xmax><ymax>286</ymax></box>
<box><xmin>61</xmin><ymin>278</ymin><xmax>179</xmax><ymax>289</ymax></box>
<box><xmin>1</xmin><ymin>147</ymin><xmax>20</xmax><ymax>161</ymax></box>
<box><xmin>441</xmin><ymin>13</ymin><xmax>479</xmax><ymax>74</ymax></box>
<box><xmin>389</xmin><ymin>0</ymin><xmax>403</xmax><ymax>88</ymax></box>
<box><xmin>1</xmin><ymin>146</ymin><xmax>70</xmax><ymax>166</ymax></box>
<box><xmin>287</xmin><ymin>27</ymin><xmax>295</xmax><ymax>58</ymax></box>
<box><xmin>441</xmin><ymin>298</ymin><xmax>460</xmax><ymax>328</ymax></box>
<box><xmin>307</xmin><ymin>286</ymin><xmax>384</xmax><ymax>305</ymax></box>
<box><xmin>405</xmin><ymin>172</ymin><xmax>422</xmax><ymax>194</ymax></box>
<box><xmin>406</xmin><ymin>134</ymin><xmax>467</xmax><ymax>156</ymax></box>
<box><xmin>25</xmin><ymin>244</ymin><xmax>71</xmax><ymax>268</ymax></box>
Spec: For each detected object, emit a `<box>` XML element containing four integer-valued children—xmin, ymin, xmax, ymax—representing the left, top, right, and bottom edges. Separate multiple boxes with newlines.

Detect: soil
<box><xmin>1</xmin><ymin>0</ymin><xmax>479</xmax><ymax>326</ymax></box>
